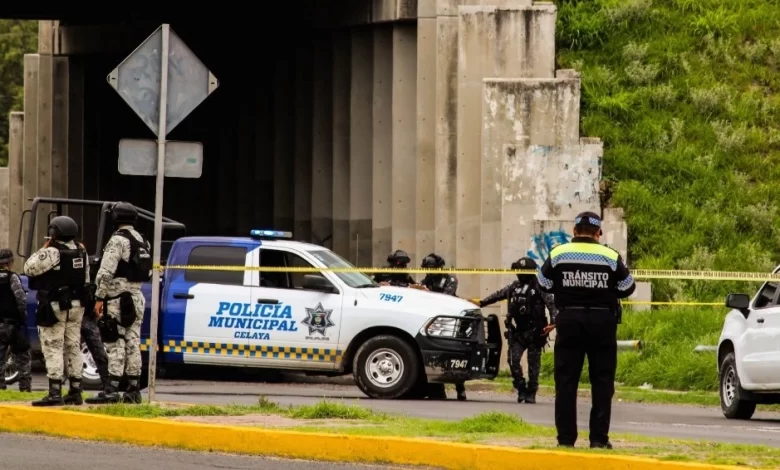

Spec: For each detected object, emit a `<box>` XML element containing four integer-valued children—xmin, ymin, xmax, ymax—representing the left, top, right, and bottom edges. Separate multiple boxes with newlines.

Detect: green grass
<box><xmin>555</xmin><ymin>0</ymin><xmax>780</xmax><ymax>300</ymax></box>
<box><xmin>77</xmin><ymin>398</ymin><xmax>780</xmax><ymax>468</ymax></box>
<box><xmin>0</xmin><ymin>390</ymin><xmax>45</xmax><ymax>402</ymax></box>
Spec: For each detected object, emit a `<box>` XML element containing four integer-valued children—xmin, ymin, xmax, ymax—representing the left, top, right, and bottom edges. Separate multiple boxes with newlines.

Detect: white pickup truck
<box><xmin>718</xmin><ymin>265</ymin><xmax>780</xmax><ymax>419</ymax></box>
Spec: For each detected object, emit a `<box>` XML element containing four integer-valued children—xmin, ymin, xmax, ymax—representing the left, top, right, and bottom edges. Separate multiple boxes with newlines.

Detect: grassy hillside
<box><xmin>555</xmin><ymin>0</ymin><xmax>780</xmax><ymax>301</ymax></box>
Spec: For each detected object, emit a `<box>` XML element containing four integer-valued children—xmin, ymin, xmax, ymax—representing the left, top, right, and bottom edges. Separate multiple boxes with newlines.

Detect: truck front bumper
<box><xmin>414</xmin><ymin>312</ymin><xmax>503</xmax><ymax>383</ymax></box>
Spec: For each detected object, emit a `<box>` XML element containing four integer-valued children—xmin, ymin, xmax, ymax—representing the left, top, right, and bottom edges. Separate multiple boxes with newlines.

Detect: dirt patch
<box><xmin>166</xmin><ymin>413</ymin><xmax>376</xmax><ymax>428</ymax></box>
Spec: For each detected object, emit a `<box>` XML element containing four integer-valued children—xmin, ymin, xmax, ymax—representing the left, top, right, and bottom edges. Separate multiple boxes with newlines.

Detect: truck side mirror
<box><xmin>725</xmin><ymin>293</ymin><xmax>751</xmax><ymax>318</ymax></box>
<box><xmin>302</xmin><ymin>274</ymin><xmax>338</xmax><ymax>294</ymax></box>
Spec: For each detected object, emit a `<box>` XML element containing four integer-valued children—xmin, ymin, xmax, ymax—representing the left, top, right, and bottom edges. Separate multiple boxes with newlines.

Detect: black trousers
<box><xmin>553</xmin><ymin>308</ymin><xmax>617</xmax><ymax>445</ymax></box>
<box><xmin>81</xmin><ymin>314</ymin><xmax>109</xmax><ymax>388</ymax></box>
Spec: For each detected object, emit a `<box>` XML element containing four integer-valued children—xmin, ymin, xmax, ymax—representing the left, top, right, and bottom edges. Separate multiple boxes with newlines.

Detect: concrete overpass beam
<box><xmin>390</xmin><ymin>25</ymin><xmax>418</xmax><ymax>268</ymax></box>
<box><xmin>8</xmin><ymin>112</ymin><xmax>24</xmax><ymax>270</ymax></box>
<box><xmin>349</xmin><ymin>28</ymin><xmax>374</xmax><ymax>267</ymax></box>
<box><xmin>311</xmin><ymin>36</ymin><xmax>334</xmax><ymax>249</ymax></box>
<box><xmin>294</xmin><ymin>44</ymin><xmax>314</xmax><ymax>242</ymax></box>
<box><xmin>415</xmin><ymin>14</ymin><xmax>436</xmax><ymax>272</ymax></box>
<box><xmin>34</xmin><ymin>53</ymin><xmax>53</xmax><ymax>251</ymax></box>
<box><xmin>331</xmin><ymin>32</ymin><xmax>352</xmax><ymax>259</ymax></box>
<box><xmin>371</xmin><ymin>25</ymin><xmax>393</xmax><ymax>268</ymax></box>
<box><xmin>67</xmin><ymin>60</ymin><xmax>85</xmax><ymax>229</ymax></box>
<box><xmin>273</xmin><ymin>57</ymin><xmax>296</xmax><ymax>231</ymax></box>
<box><xmin>22</xmin><ymin>55</ymin><xmax>39</xmax><ymax>253</ymax></box>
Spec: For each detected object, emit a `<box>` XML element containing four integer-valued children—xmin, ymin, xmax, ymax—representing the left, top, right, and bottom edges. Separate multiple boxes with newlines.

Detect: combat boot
<box><xmin>17</xmin><ymin>377</ymin><xmax>31</xmax><ymax>393</ymax></box>
<box><xmin>515</xmin><ymin>380</ymin><xmax>527</xmax><ymax>403</ymax></box>
<box><xmin>32</xmin><ymin>379</ymin><xmax>64</xmax><ymax>407</ymax></box>
<box><xmin>85</xmin><ymin>375</ymin><xmax>122</xmax><ymax>404</ymax></box>
<box><xmin>455</xmin><ymin>383</ymin><xmax>467</xmax><ymax>401</ymax></box>
<box><xmin>63</xmin><ymin>377</ymin><xmax>83</xmax><ymax>405</ymax></box>
<box><xmin>122</xmin><ymin>375</ymin><xmax>143</xmax><ymax>404</ymax></box>
<box><xmin>523</xmin><ymin>389</ymin><xmax>537</xmax><ymax>404</ymax></box>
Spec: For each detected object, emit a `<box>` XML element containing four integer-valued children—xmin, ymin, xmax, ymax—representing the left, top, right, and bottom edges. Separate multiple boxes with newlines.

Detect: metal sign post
<box><xmin>107</xmin><ymin>23</ymin><xmax>218</xmax><ymax>402</ymax></box>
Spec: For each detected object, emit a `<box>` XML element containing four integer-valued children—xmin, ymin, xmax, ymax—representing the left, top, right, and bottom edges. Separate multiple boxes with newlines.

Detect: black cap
<box><xmin>511</xmin><ymin>257</ymin><xmax>537</xmax><ymax>270</ymax></box>
<box><xmin>574</xmin><ymin>211</ymin><xmax>602</xmax><ymax>228</ymax></box>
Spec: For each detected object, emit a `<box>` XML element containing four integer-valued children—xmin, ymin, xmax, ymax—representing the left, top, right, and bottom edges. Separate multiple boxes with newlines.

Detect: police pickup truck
<box><xmin>718</xmin><ymin>265</ymin><xmax>780</xmax><ymax>419</ymax></box>
<box><xmin>13</xmin><ymin>197</ymin><xmax>502</xmax><ymax>399</ymax></box>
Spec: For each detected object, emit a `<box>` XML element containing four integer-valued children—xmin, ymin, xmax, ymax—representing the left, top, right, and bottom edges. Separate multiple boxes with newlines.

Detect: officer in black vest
<box><xmin>537</xmin><ymin>212</ymin><xmax>635</xmax><ymax>449</ymax></box>
<box><xmin>24</xmin><ymin>216</ymin><xmax>89</xmax><ymax>406</ymax></box>
<box><xmin>473</xmin><ymin>257</ymin><xmax>557</xmax><ymax>403</ymax></box>
<box><xmin>0</xmin><ymin>249</ymin><xmax>31</xmax><ymax>392</ymax></box>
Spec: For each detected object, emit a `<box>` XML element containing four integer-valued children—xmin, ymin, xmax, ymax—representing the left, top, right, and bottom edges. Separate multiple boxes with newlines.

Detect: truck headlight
<box><xmin>423</xmin><ymin>317</ymin><xmax>459</xmax><ymax>337</ymax></box>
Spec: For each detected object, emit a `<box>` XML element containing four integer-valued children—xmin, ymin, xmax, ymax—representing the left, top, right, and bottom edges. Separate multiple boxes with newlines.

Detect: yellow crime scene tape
<box><xmin>153</xmin><ymin>264</ymin><xmax>779</xmax><ymax>282</ymax></box>
<box><xmin>150</xmin><ymin>264</ymin><xmax>771</xmax><ymax>307</ymax></box>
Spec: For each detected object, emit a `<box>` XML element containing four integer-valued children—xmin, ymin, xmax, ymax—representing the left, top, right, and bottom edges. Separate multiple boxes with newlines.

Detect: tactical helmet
<box><xmin>511</xmin><ymin>257</ymin><xmax>537</xmax><ymax>282</ymax></box>
<box><xmin>387</xmin><ymin>250</ymin><xmax>411</xmax><ymax>266</ymax></box>
<box><xmin>48</xmin><ymin>216</ymin><xmax>79</xmax><ymax>241</ymax></box>
<box><xmin>110</xmin><ymin>201</ymin><xmax>138</xmax><ymax>225</ymax></box>
<box><xmin>0</xmin><ymin>249</ymin><xmax>14</xmax><ymax>265</ymax></box>
<box><xmin>421</xmin><ymin>253</ymin><xmax>445</xmax><ymax>269</ymax></box>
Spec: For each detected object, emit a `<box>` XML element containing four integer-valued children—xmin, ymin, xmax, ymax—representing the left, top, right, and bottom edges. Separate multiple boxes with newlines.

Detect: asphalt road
<box><xmin>24</xmin><ymin>369</ymin><xmax>780</xmax><ymax>447</ymax></box>
<box><xmin>0</xmin><ymin>434</ymin><xmax>429</xmax><ymax>470</ymax></box>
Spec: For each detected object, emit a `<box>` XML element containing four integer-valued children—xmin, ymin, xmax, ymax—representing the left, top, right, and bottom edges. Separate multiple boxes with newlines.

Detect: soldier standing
<box><xmin>537</xmin><ymin>211</ymin><xmax>635</xmax><ymax>449</ymax></box>
<box><xmin>0</xmin><ymin>249</ymin><xmax>32</xmax><ymax>392</ymax></box>
<box><xmin>24</xmin><ymin>216</ymin><xmax>89</xmax><ymax>406</ymax></box>
<box><xmin>419</xmin><ymin>253</ymin><xmax>467</xmax><ymax>401</ymax></box>
<box><xmin>86</xmin><ymin>202</ymin><xmax>151</xmax><ymax>404</ymax></box>
<box><xmin>472</xmin><ymin>257</ymin><xmax>556</xmax><ymax>404</ymax></box>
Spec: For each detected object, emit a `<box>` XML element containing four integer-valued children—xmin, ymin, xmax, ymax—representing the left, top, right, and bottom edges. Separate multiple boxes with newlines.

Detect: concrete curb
<box><xmin>0</xmin><ymin>405</ymin><xmax>741</xmax><ymax>470</ymax></box>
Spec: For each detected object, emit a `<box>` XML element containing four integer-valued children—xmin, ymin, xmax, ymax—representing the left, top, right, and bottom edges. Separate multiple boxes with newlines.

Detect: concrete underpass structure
<box><xmin>2</xmin><ymin>1</ymin><xmax>651</xmax><ymax>313</ymax></box>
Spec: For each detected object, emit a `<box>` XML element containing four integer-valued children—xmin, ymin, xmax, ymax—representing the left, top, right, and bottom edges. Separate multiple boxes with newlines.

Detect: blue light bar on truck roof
<box><xmin>250</xmin><ymin>229</ymin><xmax>293</xmax><ymax>240</ymax></box>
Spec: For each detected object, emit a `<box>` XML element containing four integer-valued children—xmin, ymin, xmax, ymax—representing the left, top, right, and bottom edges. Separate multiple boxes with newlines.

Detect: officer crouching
<box><xmin>536</xmin><ymin>211</ymin><xmax>635</xmax><ymax>449</ymax></box>
<box><xmin>419</xmin><ymin>253</ymin><xmax>467</xmax><ymax>401</ymax></box>
<box><xmin>373</xmin><ymin>250</ymin><xmax>424</xmax><ymax>290</ymax></box>
<box><xmin>0</xmin><ymin>249</ymin><xmax>32</xmax><ymax>392</ymax></box>
<box><xmin>24</xmin><ymin>216</ymin><xmax>89</xmax><ymax>406</ymax></box>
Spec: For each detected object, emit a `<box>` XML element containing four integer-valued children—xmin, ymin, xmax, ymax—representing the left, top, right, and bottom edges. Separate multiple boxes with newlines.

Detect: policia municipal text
<box><xmin>536</xmin><ymin>211</ymin><xmax>635</xmax><ymax>449</ymax></box>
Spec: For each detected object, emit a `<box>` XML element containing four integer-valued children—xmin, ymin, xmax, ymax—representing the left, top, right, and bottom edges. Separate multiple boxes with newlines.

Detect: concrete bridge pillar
<box><xmin>331</xmin><ymin>32</ymin><xmax>352</xmax><ymax>259</ymax></box>
<box><xmin>311</xmin><ymin>35</ymin><xmax>334</xmax><ymax>249</ymax></box>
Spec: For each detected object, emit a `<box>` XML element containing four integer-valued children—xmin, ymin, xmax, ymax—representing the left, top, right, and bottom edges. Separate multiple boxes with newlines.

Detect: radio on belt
<box><xmin>249</xmin><ymin>229</ymin><xmax>293</xmax><ymax>240</ymax></box>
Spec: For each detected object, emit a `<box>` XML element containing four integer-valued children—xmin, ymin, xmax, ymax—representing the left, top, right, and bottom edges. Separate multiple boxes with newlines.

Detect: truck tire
<box><xmin>80</xmin><ymin>342</ymin><xmax>104</xmax><ymax>389</ymax></box>
<box><xmin>353</xmin><ymin>335</ymin><xmax>420</xmax><ymax>399</ymax></box>
<box><xmin>719</xmin><ymin>352</ymin><xmax>756</xmax><ymax>420</ymax></box>
<box><xmin>4</xmin><ymin>351</ymin><xmax>19</xmax><ymax>385</ymax></box>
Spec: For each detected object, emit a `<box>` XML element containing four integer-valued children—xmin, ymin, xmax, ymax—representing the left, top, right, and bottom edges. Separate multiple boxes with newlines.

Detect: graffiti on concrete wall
<box><xmin>526</xmin><ymin>230</ymin><xmax>572</xmax><ymax>264</ymax></box>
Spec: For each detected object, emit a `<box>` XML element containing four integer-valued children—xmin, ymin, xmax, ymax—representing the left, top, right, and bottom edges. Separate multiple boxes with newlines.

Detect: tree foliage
<box><xmin>0</xmin><ymin>20</ymin><xmax>37</xmax><ymax>166</ymax></box>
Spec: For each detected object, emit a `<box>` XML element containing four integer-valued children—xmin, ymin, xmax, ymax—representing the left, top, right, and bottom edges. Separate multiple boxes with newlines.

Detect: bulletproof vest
<box><xmin>0</xmin><ymin>270</ymin><xmax>19</xmax><ymax>320</ymax></box>
<box><xmin>424</xmin><ymin>274</ymin><xmax>448</xmax><ymax>292</ymax></box>
<box><xmin>113</xmin><ymin>229</ymin><xmax>153</xmax><ymax>282</ymax></box>
<box><xmin>28</xmin><ymin>243</ymin><xmax>87</xmax><ymax>294</ymax></box>
<box><xmin>511</xmin><ymin>283</ymin><xmax>545</xmax><ymax>322</ymax></box>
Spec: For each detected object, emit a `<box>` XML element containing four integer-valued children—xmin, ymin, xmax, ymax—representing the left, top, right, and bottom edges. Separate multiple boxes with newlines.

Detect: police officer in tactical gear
<box><xmin>87</xmin><ymin>202</ymin><xmax>152</xmax><ymax>405</ymax></box>
<box><xmin>24</xmin><ymin>215</ymin><xmax>89</xmax><ymax>406</ymax></box>
<box><xmin>473</xmin><ymin>257</ymin><xmax>557</xmax><ymax>404</ymax></box>
<box><xmin>537</xmin><ymin>211</ymin><xmax>635</xmax><ymax>449</ymax></box>
<box><xmin>0</xmin><ymin>249</ymin><xmax>32</xmax><ymax>392</ymax></box>
<box><xmin>419</xmin><ymin>253</ymin><xmax>467</xmax><ymax>401</ymax></box>
<box><xmin>373</xmin><ymin>250</ymin><xmax>420</xmax><ymax>288</ymax></box>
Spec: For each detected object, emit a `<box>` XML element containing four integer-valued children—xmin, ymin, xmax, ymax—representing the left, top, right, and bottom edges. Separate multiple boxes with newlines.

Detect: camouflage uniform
<box><xmin>0</xmin><ymin>269</ymin><xmax>32</xmax><ymax>391</ymax></box>
<box><xmin>479</xmin><ymin>280</ymin><xmax>557</xmax><ymax>403</ymax></box>
<box><xmin>94</xmin><ymin>226</ymin><xmax>147</xmax><ymax>389</ymax></box>
<box><xmin>23</xmin><ymin>242</ymin><xmax>89</xmax><ymax>385</ymax></box>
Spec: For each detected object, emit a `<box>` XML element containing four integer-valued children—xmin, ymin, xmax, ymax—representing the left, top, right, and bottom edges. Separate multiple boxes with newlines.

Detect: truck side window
<box><xmin>754</xmin><ymin>281</ymin><xmax>779</xmax><ymax>309</ymax></box>
<box><xmin>185</xmin><ymin>246</ymin><xmax>247</xmax><ymax>286</ymax></box>
<box><xmin>259</xmin><ymin>249</ymin><xmax>321</xmax><ymax>290</ymax></box>
<box><xmin>286</xmin><ymin>252</ymin><xmax>319</xmax><ymax>288</ymax></box>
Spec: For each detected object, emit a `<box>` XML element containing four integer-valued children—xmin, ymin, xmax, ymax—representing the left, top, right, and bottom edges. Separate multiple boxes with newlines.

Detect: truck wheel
<box><xmin>4</xmin><ymin>351</ymin><xmax>19</xmax><ymax>385</ymax></box>
<box><xmin>80</xmin><ymin>342</ymin><xmax>104</xmax><ymax>390</ymax></box>
<box><xmin>720</xmin><ymin>352</ymin><xmax>756</xmax><ymax>420</ymax></box>
<box><xmin>353</xmin><ymin>335</ymin><xmax>420</xmax><ymax>399</ymax></box>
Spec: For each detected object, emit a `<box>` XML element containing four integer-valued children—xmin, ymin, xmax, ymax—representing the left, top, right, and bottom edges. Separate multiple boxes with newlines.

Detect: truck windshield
<box><xmin>307</xmin><ymin>250</ymin><xmax>377</xmax><ymax>288</ymax></box>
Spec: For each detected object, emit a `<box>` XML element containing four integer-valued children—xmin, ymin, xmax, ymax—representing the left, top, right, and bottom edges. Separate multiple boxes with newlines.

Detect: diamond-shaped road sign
<box><xmin>107</xmin><ymin>25</ymin><xmax>219</xmax><ymax>136</ymax></box>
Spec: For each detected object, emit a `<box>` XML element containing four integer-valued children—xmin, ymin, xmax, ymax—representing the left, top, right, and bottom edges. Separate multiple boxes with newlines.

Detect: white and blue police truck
<box><xmin>17</xmin><ymin>197</ymin><xmax>503</xmax><ymax>399</ymax></box>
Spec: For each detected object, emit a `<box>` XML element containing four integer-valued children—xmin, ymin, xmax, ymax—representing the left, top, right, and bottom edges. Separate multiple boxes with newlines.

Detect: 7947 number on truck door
<box><xmin>249</xmin><ymin>247</ymin><xmax>343</xmax><ymax>370</ymax></box>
